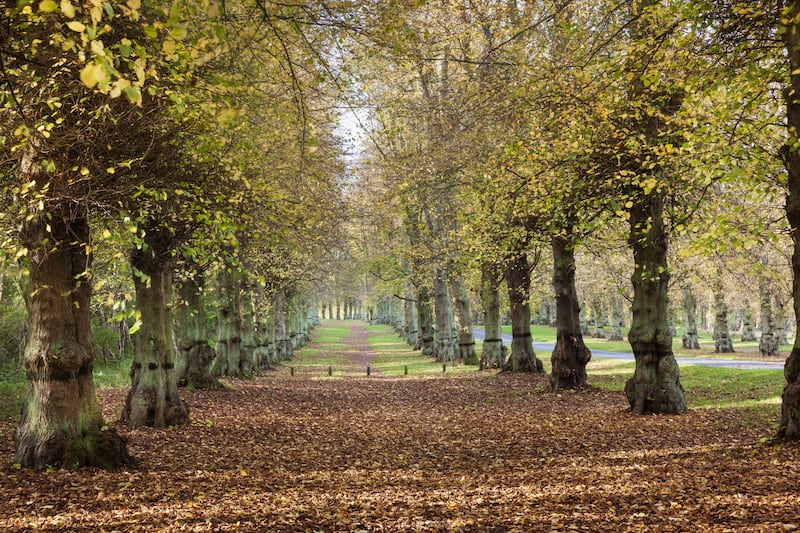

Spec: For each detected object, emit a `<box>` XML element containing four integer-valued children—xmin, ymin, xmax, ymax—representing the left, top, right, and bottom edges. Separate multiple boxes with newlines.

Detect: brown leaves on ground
<box><xmin>1</xmin><ymin>333</ymin><xmax>799</xmax><ymax>531</ymax></box>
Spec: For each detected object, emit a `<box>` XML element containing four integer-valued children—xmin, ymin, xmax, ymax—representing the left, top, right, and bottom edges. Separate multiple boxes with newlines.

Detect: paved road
<box><xmin>472</xmin><ymin>328</ymin><xmax>785</xmax><ymax>371</ymax></box>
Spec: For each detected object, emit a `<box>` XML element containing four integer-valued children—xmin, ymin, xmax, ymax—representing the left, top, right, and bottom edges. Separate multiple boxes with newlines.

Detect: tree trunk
<box><xmin>713</xmin><ymin>278</ymin><xmax>734</xmax><ymax>353</ymax></box>
<box><xmin>624</xmin><ymin>193</ymin><xmax>686</xmax><ymax>414</ymax></box>
<box><xmin>608</xmin><ymin>297</ymin><xmax>624</xmax><ymax>341</ymax></box>
<box><xmin>550</xmin><ymin>235</ymin><xmax>591</xmax><ymax>391</ymax></box>
<box><xmin>274</xmin><ymin>288</ymin><xmax>292</xmax><ymax>361</ymax></box>
<box><xmin>403</xmin><ymin>280</ymin><xmax>420</xmax><ymax>349</ymax></box>
<box><xmin>779</xmin><ymin>2</ymin><xmax>800</xmax><ymax>439</ymax></box>
<box><xmin>758</xmin><ymin>278</ymin><xmax>778</xmax><ymax>357</ymax></box>
<box><xmin>591</xmin><ymin>297</ymin><xmax>606</xmax><ymax>338</ymax></box>
<box><xmin>239</xmin><ymin>274</ymin><xmax>256</xmax><ymax>376</ymax></box>
<box><xmin>174</xmin><ymin>271</ymin><xmax>221</xmax><ymax>390</ymax></box>
<box><xmin>432</xmin><ymin>264</ymin><xmax>457</xmax><ymax>363</ymax></box>
<box><xmin>417</xmin><ymin>286</ymin><xmax>435</xmax><ymax>356</ymax></box>
<box><xmin>14</xmin><ymin>204</ymin><xmax>132</xmax><ymax>469</ymax></box>
<box><xmin>479</xmin><ymin>262</ymin><xmax>506</xmax><ymax>370</ymax></box>
<box><xmin>503</xmin><ymin>250</ymin><xmax>543</xmax><ymax>372</ymax></box>
<box><xmin>214</xmin><ymin>264</ymin><xmax>243</xmax><ymax>376</ymax></box>
<box><xmin>450</xmin><ymin>271</ymin><xmax>478</xmax><ymax>365</ymax></box>
<box><xmin>681</xmin><ymin>287</ymin><xmax>700</xmax><ymax>349</ymax></box>
<box><xmin>124</xmin><ymin>231</ymin><xmax>189</xmax><ymax>428</ymax></box>
<box><xmin>741</xmin><ymin>309</ymin><xmax>756</xmax><ymax>342</ymax></box>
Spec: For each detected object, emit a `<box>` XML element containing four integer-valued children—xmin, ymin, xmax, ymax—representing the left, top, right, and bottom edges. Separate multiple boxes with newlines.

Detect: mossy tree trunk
<box><xmin>758</xmin><ymin>278</ymin><xmax>778</xmax><ymax>357</ymax></box>
<box><xmin>174</xmin><ymin>270</ymin><xmax>221</xmax><ymax>390</ymax></box>
<box><xmin>403</xmin><ymin>279</ymin><xmax>420</xmax><ymax>349</ymax></box>
<box><xmin>623</xmin><ymin>193</ymin><xmax>686</xmax><ymax>415</ymax></box>
<box><xmin>550</xmin><ymin>234</ymin><xmax>591</xmax><ymax>391</ymax></box>
<box><xmin>681</xmin><ymin>287</ymin><xmax>700</xmax><ymax>349</ymax></box>
<box><xmin>214</xmin><ymin>263</ymin><xmax>243</xmax><ymax>376</ymax></box>
<box><xmin>778</xmin><ymin>1</ymin><xmax>800</xmax><ymax>439</ymax></box>
<box><xmin>15</xmin><ymin>200</ymin><xmax>131</xmax><ymax>469</ymax></box>
<box><xmin>713</xmin><ymin>277</ymin><xmax>734</xmax><ymax>353</ymax></box>
<box><xmin>479</xmin><ymin>262</ymin><xmax>506</xmax><ymax>370</ymax></box>
<box><xmin>503</xmin><ymin>249</ymin><xmax>543</xmax><ymax>372</ymax></box>
<box><xmin>450</xmin><ymin>270</ymin><xmax>478</xmax><ymax>365</ymax></box>
<box><xmin>124</xmin><ymin>228</ymin><xmax>188</xmax><ymax>428</ymax></box>
<box><xmin>239</xmin><ymin>274</ymin><xmax>256</xmax><ymax>376</ymax></box>
<box><xmin>432</xmin><ymin>264</ymin><xmax>457</xmax><ymax>363</ymax></box>
<box><xmin>417</xmin><ymin>286</ymin><xmax>435</xmax><ymax>356</ymax></box>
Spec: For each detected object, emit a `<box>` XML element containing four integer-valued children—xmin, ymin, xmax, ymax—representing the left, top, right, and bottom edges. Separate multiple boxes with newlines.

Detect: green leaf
<box><xmin>39</xmin><ymin>0</ymin><xmax>58</xmax><ymax>12</ymax></box>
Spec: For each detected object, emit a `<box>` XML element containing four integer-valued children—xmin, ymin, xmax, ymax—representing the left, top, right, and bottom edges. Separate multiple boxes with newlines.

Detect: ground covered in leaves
<box><xmin>1</xmin><ymin>323</ymin><xmax>799</xmax><ymax>532</ymax></box>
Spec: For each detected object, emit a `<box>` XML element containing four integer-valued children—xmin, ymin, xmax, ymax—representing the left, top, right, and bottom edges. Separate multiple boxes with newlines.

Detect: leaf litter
<box><xmin>1</xmin><ymin>326</ymin><xmax>798</xmax><ymax>532</ymax></box>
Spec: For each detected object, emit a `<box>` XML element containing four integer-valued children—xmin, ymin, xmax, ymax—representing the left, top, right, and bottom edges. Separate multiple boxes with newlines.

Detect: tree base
<box><xmin>624</xmin><ymin>351</ymin><xmax>687</xmax><ymax>415</ymax></box>
<box><xmin>550</xmin><ymin>338</ymin><xmax>591</xmax><ymax>392</ymax></box>
<box><xmin>15</xmin><ymin>425</ymin><xmax>136</xmax><ymax>470</ymax></box>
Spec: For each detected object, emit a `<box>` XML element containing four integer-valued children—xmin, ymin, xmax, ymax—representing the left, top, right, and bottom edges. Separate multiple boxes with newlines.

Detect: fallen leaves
<box><xmin>0</xmin><ymin>324</ymin><xmax>798</xmax><ymax>531</ymax></box>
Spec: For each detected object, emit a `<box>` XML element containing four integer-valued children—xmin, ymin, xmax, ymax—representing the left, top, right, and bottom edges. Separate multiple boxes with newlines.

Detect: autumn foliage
<box><xmin>1</xmin><ymin>323</ymin><xmax>798</xmax><ymax>531</ymax></box>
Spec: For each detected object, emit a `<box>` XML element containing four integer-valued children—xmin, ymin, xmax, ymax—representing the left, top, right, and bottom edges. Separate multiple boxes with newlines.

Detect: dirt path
<box><xmin>299</xmin><ymin>319</ymin><xmax>382</xmax><ymax>375</ymax></box>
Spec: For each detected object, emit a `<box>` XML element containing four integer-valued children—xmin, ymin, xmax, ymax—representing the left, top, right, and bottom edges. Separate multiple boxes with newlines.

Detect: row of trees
<box><xmin>342</xmin><ymin>0</ymin><xmax>800</xmax><ymax>437</ymax></box>
<box><xmin>1</xmin><ymin>1</ymin><xmax>352</xmax><ymax>468</ymax></box>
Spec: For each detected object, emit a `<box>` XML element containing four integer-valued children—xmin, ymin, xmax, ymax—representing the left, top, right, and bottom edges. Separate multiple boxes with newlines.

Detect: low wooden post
<box><xmin>367</xmin><ymin>366</ymin><xmax>371</xmax><ymax>376</ymax></box>
<box><xmin>442</xmin><ymin>364</ymin><xmax>446</xmax><ymax>374</ymax></box>
<box><xmin>404</xmin><ymin>365</ymin><xmax>408</xmax><ymax>376</ymax></box>
<box><xmin>328</xmin><ymin>366</ymin><xmax>332</xmax><ymax>376</ymax></box>
<box><xmin>290</xmin><ymin>366</ymin><xmax>295</xmax><ymax>376</ymax></box>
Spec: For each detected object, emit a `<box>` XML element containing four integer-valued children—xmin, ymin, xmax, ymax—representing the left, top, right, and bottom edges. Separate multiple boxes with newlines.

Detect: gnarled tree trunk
<box><xmin>450</xmin><ymin>270</ymin><xmax>478</xmax><ymax>365</ymax></box>
<box><xmin>15</xmin><ymin>202</ymin><xmax>131</xmax><ymax>469</ymax></box>
<box><xmin>174</xmin><ymin>270</ymin><xmax>221</xmax><ymax>390</ymax></box>
<box><xmin>713</xmin><ymin>278</ymin><xmax>734</xmax><ymax>353</ymax></box>
<box><xmin>214</xmin><ymin>263</ymin><xmax>243</xmax><ymax>376</ymax></box>
<box><xmin>503</xmin><ymin>249</ymin><xmax>543</xmax><ymax>372</ymax></box>
<box><xmin>624</xmin><ymin>193</ymin><xmax>686</xmax><ymax>415</ymax></box>
<box><xmin>778</xmin><ymin>3</ymin><xmax>800</xmax><ymax>439</ymax></box>
<box><xmin>479</xmin><ymin>262</ymin><xmax>506</xmax><ymax>370</ymax></box>
<box><xmin>432</xmin><ymin>264</ymin><xmax>457</xmax><ymax>363</ymax></box>
<box><xmin>417</xmin><ymin>286</ymin><xmax>435</xmax><ymax>356</ymax></box>
<box><xmin>681</xmin><ymin>287</ymin><xmax>700</xmax><ymax>349</ymax></box>
<box><xmin>124</xmin><ymin>229</ymin><xmax>188</xmax><ymax>428</ymax></box>
<box><xmin>550</xmin><ymin>235</ymin><xmax>591</xmax><ymax>391</ymax></box>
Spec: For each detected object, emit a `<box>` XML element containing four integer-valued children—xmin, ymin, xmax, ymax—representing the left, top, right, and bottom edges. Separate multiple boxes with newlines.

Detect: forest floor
<box><xmin>1</xmin><ymin>321</ymin><xmax>799</xmax><ymax>532</ymax></box>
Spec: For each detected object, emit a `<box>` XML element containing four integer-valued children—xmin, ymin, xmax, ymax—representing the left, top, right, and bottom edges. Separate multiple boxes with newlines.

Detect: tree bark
<box><xmin>417</xmin><ymin>286</ymin><xmax>435</xmax><ymax>356</ymax></box>
<box><xmin>174</xmin><ymin>271</ymin><xmax>221</xmax><ymax>390</ymax></box>
<box><xmin>403</xmin><ymin>281</ymin><xmax>420</xmax><ymax>349</ymax></box>
<box><xmin>503</xmin><ymin>250</ymin><xmax>543</xmax><ymax>372</ymax></box>
<box><xmin>450</xmin><ymin>270</ymin><xmax>478</xmax><ymax>365</ymax></box>
<box><xmin>778</xmin><ymin>0</ymin><xmax>800</xmax><ymax>439</ymax></box>
<box><xmin>758</xmin><ymin>278</ymin><xmax>778</xmax><ymax>357</ymax></box>
<box><xmin>681</xmin><ymin>287</ymin><xmax>700</xmax><ymax>349</ymax></box>
<box><xmin>624</xmin><ymin>193</ymin><xmax>686</xmax><ymax>414</ymax></box>
<box><xmin>713</xmin><ymin>278</ymin><xmax>734</xmax><ymax>353</ymax></box>
<box><xmin>239</xmin><ymin>274</ymin><xmax>256</xmax><ymax>376</ymax></box>
<box><xmin>479</xmin><ymin>262</ymin><xmax>506</xmax><ymax>370</ymax></box>
<box><xmin>432</xmin><ymin>264</ymin><xmax>457</xmax><ymax>363</ymax></box>
<box><xmin>15</xmin><ymin>203</ymin><xmax>132</xmax><ymax>469</ymax></box>
<box><xmin>550</xmin><ymin>235</ymin><xmax>591</xmax><ymax>391</ymax></box>
<box><xmin>214</xmin><ymin>264</ymin><xmax>243</xmax><ymax>376</ymax></box>
<box><xmin>124</xmin><ymin>229</ymin><xmax>189</xmax><ymax>428</ymax></box>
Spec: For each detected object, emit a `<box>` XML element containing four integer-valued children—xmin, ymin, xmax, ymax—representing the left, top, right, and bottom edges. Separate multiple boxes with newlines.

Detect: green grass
<box><xmin>366</xmin><ymin>326</ymin><xmax>476</xmax><ymax>376</ymax></box>
<box><xmin>584</xmin><ymin>356</ymin><xmax>783</xmax><ymax>410</ymax></box>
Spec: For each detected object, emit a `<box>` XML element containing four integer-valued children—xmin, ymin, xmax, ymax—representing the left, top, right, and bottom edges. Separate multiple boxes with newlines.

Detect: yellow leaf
<box><xmin>67</xmin><ymin>20</ymin><xmax>86</xmax><ymax>32</ymax></box>
<box><xmin>127</xmin><ymin>0</ymin><xmax>141</xmax><ymax>8</ymax></box>
<box><xmin>79</xmin><ymin>63</ymin><xmax>100</xmax><ymax>88</ymax></box>
<box><xmin>80</xmin><ymin>166</ymin><xmax>90</xmax><ymax>176</ymax></box>
<box><xmin>162</xmin><ymin>39</ymin><xmax>176</xmax><ymax>55</ymax></box>
<box><xmin>60</xmin><ymin>0</ymin><xmax>75</xmax><ymax>17</ymax></box>
<box><xmin>90</xmin><ymin>39</ymin><xmax>105</xmax><ymax>57</ymax></box>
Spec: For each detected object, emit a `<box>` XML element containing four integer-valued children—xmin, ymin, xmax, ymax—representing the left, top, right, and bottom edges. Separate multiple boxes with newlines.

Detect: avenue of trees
<box><xmin>2</xmin><ymin>0</ymin><xmax>800</xmax><ymax>470</ymax></box>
